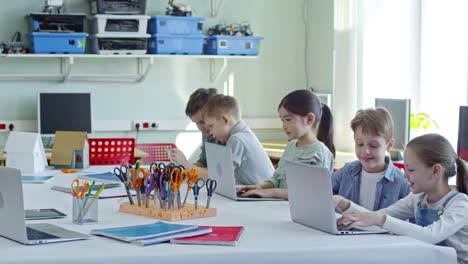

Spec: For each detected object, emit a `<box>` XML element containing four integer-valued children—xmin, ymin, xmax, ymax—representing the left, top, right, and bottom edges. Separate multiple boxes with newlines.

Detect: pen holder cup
<box><xmin>72</xmin><ymin>196</ymin><xmax>98</xmax><ymax>225</ymax></box>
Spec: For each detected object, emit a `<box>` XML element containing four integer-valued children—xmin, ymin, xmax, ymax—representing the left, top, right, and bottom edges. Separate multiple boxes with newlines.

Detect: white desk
<box><xmin>0</xmin><ymin>167</ymin><xmax>457</xmax><ymax>264</ymax></box>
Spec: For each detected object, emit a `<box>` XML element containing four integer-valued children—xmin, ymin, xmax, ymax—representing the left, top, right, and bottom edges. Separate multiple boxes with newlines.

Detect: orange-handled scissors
<box><xmin>182</xmin><ymin>168</ymin><xmax>199</xmax><ymax>208</ymax></box>
<box><xmin>137</xmin><ymin>168</ymin><xmax>150</xmax><ymax>180</ymax></box>
<box><xmin>188</xmin><ymin>168</ymin><xmax>199</xmax><ymax>181</ymax></box>
<box><xmin>71</xmin><ymin>179</ymin><xmax>90</xmax><ymax>198</ymax></box>
<box><xmin>170</xmin><ymin>168</ymin><xmax>188</xmax><ymax>209</ymax></box>
<box><xmin>131</xmin><ymin>168</ymin><xmax>144</xmax><ymax>206</ymax></box>
<box><xmin>170</xmin><ymin>168</ymin><xmax>187</xmax><ymax>191</ymax></box>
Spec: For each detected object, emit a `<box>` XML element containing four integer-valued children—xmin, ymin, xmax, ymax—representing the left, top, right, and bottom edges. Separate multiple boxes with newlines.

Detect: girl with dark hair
<box><xmin>237</xmin><ymin>89</ymin><xmax>335</xmax><ymax>200</ymax></box>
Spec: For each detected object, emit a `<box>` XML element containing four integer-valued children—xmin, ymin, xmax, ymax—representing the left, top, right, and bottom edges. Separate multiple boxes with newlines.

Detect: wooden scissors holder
<box><xmin>118</xmin><ymin>200</ymin><xmax>216</xmax><ymax>221</ymax></box>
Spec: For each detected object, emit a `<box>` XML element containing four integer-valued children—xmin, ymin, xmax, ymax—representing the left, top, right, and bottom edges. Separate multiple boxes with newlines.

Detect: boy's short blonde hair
<box><xmin>202</xmin><ymin>94</ymin><xmax>241</xmax><ymax>121</ymax></box>
<box><xmin>350</xmin><ymin>107</ymin><xmax>394</xmax><ymax>141</ymax></box>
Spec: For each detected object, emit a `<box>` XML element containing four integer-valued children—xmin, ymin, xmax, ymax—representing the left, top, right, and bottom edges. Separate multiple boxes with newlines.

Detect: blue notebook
<box><xmin>22</xmin><ymin>175</ymin><xmax>54</xmax><ymax>184</ymax></box>
<box><xmin>131</xmin><ymin>227</ymin><xmax>212</xmax><ymax>246</ymax></box>
<box><xmin>90</xmin><ymin>221</ymin><xmax>198</xmax><ymax>242</ymax></box>
<box><xmin>79</xmin><ymin>172</ymin><xmax>121</xmax><ymax>183</ymax></box>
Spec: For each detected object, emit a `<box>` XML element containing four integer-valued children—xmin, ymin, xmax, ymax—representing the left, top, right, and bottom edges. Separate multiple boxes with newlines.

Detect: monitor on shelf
<box><xmin>457</xmin><ymin>106</ymin><xmax>468</xmax><ymax>162</ymax></box>
<box><xmin>375</xmin><ymin>98</ymin><xmax>411</xmax><ymax>159</ymax></box>
<box><xmin>37</xmin><ymin>93</ymin><xmax>93</xmax><ymax>137</ymax></box>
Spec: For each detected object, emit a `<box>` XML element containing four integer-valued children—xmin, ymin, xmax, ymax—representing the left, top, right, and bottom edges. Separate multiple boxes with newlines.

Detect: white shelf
<box><xmin>0</xmin><ymin>54</ymin><xmax>258</xmax><ymax>83</ymax></box>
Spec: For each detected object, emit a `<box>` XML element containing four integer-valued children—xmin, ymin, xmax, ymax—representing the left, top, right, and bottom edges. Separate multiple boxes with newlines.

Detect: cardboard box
<box><xmin>51</xmin><ymin>131</ymin><xmax>89</xmax><ymax>169</ymax></box>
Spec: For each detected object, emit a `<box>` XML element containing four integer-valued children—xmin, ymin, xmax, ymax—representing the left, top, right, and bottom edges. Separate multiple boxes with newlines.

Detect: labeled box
<box><xmin>204</xmin><ymin>36</ymin><xmax>263</xmax><ymax>56</ymax></box>
<box><xmin>29</xmin><ymin>32</ymin><xmax>88</xmax><ymax>54</ymax></box>
<box><xmin>148</xmin><ymin>16</ymin><xmax>204</xmax><ymax>35</ymax></box>
<box><xmin>148</xmin><ymin>34</ymin><xmax>204</xmax><ymax>55</ymax></box>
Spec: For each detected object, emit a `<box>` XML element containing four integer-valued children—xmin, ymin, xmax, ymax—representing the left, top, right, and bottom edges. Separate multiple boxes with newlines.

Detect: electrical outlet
<box><xmin>132</xmin><ymin>120</ymin><xmax>159</xmax><ymax>131</ymax></box>
<box><xmin>0</xmin><ymin>121</ymin><xmax>7</xmax><ymax>132</ymax></box>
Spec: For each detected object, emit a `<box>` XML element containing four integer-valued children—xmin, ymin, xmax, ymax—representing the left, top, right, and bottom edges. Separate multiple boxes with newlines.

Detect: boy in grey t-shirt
<box><xmin>203</xmin><ymin>95</ymin><xmax>274</xmax><ymax>185</ymax></box>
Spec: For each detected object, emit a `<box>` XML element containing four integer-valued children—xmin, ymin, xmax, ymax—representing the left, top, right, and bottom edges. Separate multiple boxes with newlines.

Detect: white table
<box><xmin>0</xmin><ymin>167</ymin><xmax>457</xmax><ymax>264</ymax></box>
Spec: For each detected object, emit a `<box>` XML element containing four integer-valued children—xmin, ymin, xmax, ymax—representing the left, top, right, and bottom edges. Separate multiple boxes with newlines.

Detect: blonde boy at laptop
<box><xmin>237</xmin><ymin>90</ymin><xmax>335</xmax><ymax>199</ymax></box>
<box><xmin>331</xmin><ymin>108</ymin><xmax>410</xmax><ymax>210</ymax></box>
<box><xmin>202</xmin><ymin>94</ymin><xmax>274</xmax><ymax>185</ymax></box>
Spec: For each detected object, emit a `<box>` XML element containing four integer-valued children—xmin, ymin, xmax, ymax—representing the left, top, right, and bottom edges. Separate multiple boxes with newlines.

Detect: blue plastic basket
<box><xmin>204</xmin><ymin>35</ymin><xmax>263</xmax><ymax>56</ymax></box>
<box><xmin>29</xmin><ymin>32</ymin><xmax>88</xmax><ymax>54</ymax></box>
<box><xmin>148</xmin><ymin>16</ymin><xmax>205</xmax><ymax>35</ymax></box>
<box><xmin>148</xmin><ymin>34</ymin><xmax>204</xmax><ymax>55</ymax></box>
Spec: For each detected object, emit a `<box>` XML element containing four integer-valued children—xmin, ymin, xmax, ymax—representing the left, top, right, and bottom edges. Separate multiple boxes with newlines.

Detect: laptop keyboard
<box><xmin>26</xmin><ymin>227</ymin><xmax>59</xmax><ymax>240</ymax></box>
<box><xmin>337</xmin><ymin>224</ymin><xmax>364</xmax><ymax>232</ymax></box>
<box><xmin>237</xmin><ymin>192</ymin><xmax>261</xmax><ymax>198</ymax></box>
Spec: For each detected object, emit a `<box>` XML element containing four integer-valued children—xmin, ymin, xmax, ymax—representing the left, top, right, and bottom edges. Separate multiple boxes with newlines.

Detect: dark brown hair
<box><xmin>407</xmin><ymin>133</ymin><xmax>467</xmax><ymax>195</ymax></box>
<box><xmin>185</xmin><ymin>88</ymin><xmax>218</xmax><ymax>117</ymax></box>
<box><xmin>202</xmin><ymin>94</ymin><xmax>241</xmax><ymax>121</ymax></box>
<box><xmin>351</xmin><ymin>107</ymin><xmax>394</xmax><ymax>141</ymax></box>
<box><xmin>278</xmin><ymin>89</ymin><xmax>335</xmax><ymax>157</ymax></box>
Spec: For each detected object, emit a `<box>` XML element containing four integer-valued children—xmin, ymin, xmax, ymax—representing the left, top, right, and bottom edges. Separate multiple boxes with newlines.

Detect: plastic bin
<box><xmin>88</xmin><ymin>138</ymin><xmax>135</xmax><ymax>166</ymax></box>
<box><xmin>89</xmin><ymin>0</ymin><xmax>146</xmax><ymax>14</ymax></box>
<box><xmin>148</xmin><ymin>16</ymin><xmax>204</xmax><ymax>35</ymax></box>
<box><xmin>91</xmin><ymin>33</ymin><xmax>149</xmax><ymax>55</ymax></box>
<box><xmin>29</xmin><ymin>32</ymin><xmax>88</xmax><ymax>54</ymax></box>
<box><xmin>92</xmin><ymin>14</ymin><xmax>150</xmax><ymax>34</ymax></box>
<box><xmin>204</xmin><ymin>35</ymin><xmax>263</xmax><ymax>56</ymax></box>
<box><xmin>29</xmin><ymin>13</ymin><xmax>87</xmax><ymax>33</ymax></box>
<box><xmin>148</xmin><ymin>34</ymin><xmax>204</xmax><ymax>55</ymax></box>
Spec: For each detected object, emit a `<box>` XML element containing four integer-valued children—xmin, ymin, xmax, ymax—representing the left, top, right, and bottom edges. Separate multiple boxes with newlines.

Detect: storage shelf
<box><xmin>0</xmin><ymin>54</ymin><xmax>258</xmax><ymax>82</ymax></box>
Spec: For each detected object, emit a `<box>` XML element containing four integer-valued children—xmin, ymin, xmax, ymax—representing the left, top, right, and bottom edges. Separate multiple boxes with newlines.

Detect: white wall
<box><xmin>0</xmin><ymin>0</ymin><xmax>335</xmax><ymax>159</ymax></box>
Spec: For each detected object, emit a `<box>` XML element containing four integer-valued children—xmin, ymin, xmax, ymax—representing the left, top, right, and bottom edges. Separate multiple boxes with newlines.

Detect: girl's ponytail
<box><xmin>317</xmin><ymin>104</ymin><xmax>335</xmax><ymax>158</ymax></box>
<box><xmin>456</xmin><ymin>157</ymin><xmax>468</xmax><ymax>195</ymax></box>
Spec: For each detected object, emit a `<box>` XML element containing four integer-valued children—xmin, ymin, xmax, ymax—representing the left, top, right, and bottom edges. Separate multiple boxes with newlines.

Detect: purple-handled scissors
<box><xmin>157</xmin><ymin>171</ymin><xmax>169</xmax><ymax>210</ymax></box>
<box><xmin>143</xmin><ymin>173</ymin><xmax>156</xmax><ymax>208</ymax></box>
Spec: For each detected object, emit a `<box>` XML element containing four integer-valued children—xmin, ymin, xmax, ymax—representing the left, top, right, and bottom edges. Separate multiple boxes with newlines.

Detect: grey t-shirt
<box><xmin>266</xmin><ymin>139</ymin><xmax>334</xmax><ymax>189</ymax></box>
<box><xmin>226</xmin><ymin>121</ymin><xmax>275</xmax><ymax>185</ymax></box>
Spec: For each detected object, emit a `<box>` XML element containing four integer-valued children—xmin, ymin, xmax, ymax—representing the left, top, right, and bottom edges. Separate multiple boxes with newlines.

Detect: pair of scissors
<box><xmin>114</xmin><ymin>165</ymin><xmax>134</xmax><ymax>205</ymax></box>
<box><xmin>150</xmin><ymin>162</ymin><xmax>163</xmax><ymax>175</ymax></box>
<box><xmin>170</xmin><ymin>168</ymin><xmax>188</xmax><ymax>209</ymax></box>
<box><xmin>130</xmin><ymin>168</ymin><xmax>144</xmax><ymax>206</ymax></box>
<box><xmin>182</xmin><ymin>168</ymin><xmax>200</xmax><ymax>208</ymax></box>
<box><xmin>205</xmin><ymin>179</ymin><xmax>217</xmax><ymax>208</ymax></box>
<box><xmin>189</xmin><ymin>178</ymin><xmax>205</xmax><ymax>209</ymax></box>
<box><xmin>71</xmin><ymin>179</ymin><xmax>90</xmax><ymax>199</ymax></box>
<box><xmin>158</xmin><ymin>171</ymin><xmax>169</xmax><ymax>210</ymax></box>
<box><xmin>149</xmin><ymin>163</ymin><xmax>162</xmax><ymax>207</ymax></box>
<box><xmin>142</xmin><ymin>170</ymin><xmax>155</xmax><ymax>208</ymax></box>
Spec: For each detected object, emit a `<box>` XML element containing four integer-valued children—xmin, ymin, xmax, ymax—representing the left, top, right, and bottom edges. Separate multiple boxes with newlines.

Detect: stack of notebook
<box><xmin>90</xmin><ymin>221</ymin><xmax>212</xmax><ymax>246</ymax></box>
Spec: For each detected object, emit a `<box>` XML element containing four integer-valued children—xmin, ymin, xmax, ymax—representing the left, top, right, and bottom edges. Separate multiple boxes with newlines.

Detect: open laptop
<box><xmin>0</xmin><ymin>167</ymin><xmax>89</xmax><ymax>245</ymax></box>
<box><xmin>206</xmin><ymin>143</ymin><xmax>282</xmax><ymax>201</ymax></box>
<box><xmin>284</xmin><ymin>160</ymin><xmax>387</xmax><ymax>235</ymax></box>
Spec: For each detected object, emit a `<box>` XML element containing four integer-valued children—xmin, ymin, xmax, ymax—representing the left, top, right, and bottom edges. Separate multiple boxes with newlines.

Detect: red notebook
<box><xmin>170</xmin><ymin>226</ymin><xmax>244</xmax><ymax>246</ymax></box>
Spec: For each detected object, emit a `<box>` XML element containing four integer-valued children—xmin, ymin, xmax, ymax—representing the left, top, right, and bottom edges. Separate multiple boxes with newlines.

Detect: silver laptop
<box><xmin>284</xmin><ymin>161</ymin><xmax>387</xmax><ymax>235</ymax></box>
<box><xmin>0</xmin><ymin>167</ymin><xmax>89</xmax><ymax>245</ymax></box>
<box><xmin>206</xmin><ymin>143</ymin><xmax>282</xmax><ymax>201</ymax></box>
